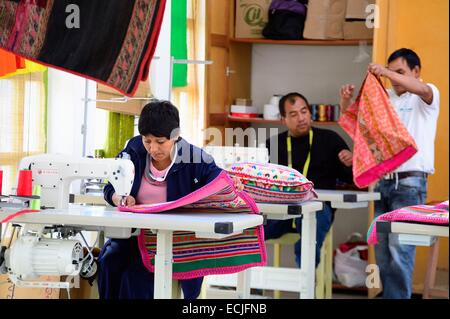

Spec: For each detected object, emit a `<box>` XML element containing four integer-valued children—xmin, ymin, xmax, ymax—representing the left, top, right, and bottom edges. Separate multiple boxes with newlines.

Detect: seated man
<box><xmin>265</xmin><ymin>92</ymin><xmax>353</xmax><ymax>267</ymax></box>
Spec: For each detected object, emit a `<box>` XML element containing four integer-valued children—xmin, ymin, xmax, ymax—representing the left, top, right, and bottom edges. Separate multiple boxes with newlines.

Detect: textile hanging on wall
<box><xmin>0</xmin><ymin>0</ymin><xmax>166</xmax><ymax>97</ymax></box>
<box><xmin>367</xmin><ymin>201</ymin><xmax>449</xmax><ymax>245</ymax></box>
<box><xmin>119</xmin><ymin>171</ymin><xmax>267</xmax><ymax>279</ymax></box>
<box><xmin>339</xmin><ymin>72</ymin><xmax>418</xmax><ymax>188</ymax></box>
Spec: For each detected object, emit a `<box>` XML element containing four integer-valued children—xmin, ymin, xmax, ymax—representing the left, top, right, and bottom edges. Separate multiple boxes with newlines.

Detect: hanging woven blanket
<box><xmin>367</xmin><ymin>201</ymin><xmax>449</xmax><ymax>245</ymax></box>
<box><xmin>339</xmin><ymin>72</ymin><xmax>418</xmax><ymax>188</ymax></box>
<box><xmin>0</xmin><ymin>0</ymin><xmax>166</xmax><ymax>96</ymax></box>
<box><xmin>119</xmin><ymin>171</ymin><xmax>267</xmax><ymax>280</ymax></box>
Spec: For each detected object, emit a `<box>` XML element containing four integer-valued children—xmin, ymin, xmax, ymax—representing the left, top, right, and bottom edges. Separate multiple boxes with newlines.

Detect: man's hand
<box><xmin>231</xmin><ymin>176</ymin><xmax>244</xmax><ymax>192</ymax></box>
<box><xmin>368</xmin><ymin>63</ymin><xmax>390</xmax><ymax>77</ymax></box>
<box><xmin>338</xmin><ymin>150</ymin><xmax>353</xmax><ymax>167</ymax></box>
<box><xmin>112</xmin><ymin>193</ymin><xmax>136</xmax><ymax>207</ymax></box>
<box><xmin>339</xmin><ymin>84</ymin><xmax>355</xmax><ymax>113</ymax></box>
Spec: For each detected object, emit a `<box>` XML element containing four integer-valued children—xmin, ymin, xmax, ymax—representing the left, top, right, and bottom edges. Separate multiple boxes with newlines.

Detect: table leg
<box><xmin>236</xmin><ymin>269</ymin><xmax>251</xmax><ymax>299</ymax></box>
<box><xmin>300</xmin><ymin>211</ymin><xmax>316</xmax><ymax>299</ymax></box>
<box><xmin>154</xmin><ymin>230</ymin><xmax>173</xmax><ymax>299</ymax></box>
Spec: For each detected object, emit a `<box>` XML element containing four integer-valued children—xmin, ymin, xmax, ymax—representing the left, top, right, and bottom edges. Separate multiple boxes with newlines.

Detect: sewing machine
<box><xmin>18</xmin><ymin>153</ymin><xmax>135</xmax><ymax>209</ymax></box>
<box><xmin>203</xmin><ymin>144</ymin><xmax>269</xmax><ymax>169</ymax></box>
<box><xmin>0</xmin><ymin>154</ymin><xmax>135</xmax><ymax>292</ymax></box>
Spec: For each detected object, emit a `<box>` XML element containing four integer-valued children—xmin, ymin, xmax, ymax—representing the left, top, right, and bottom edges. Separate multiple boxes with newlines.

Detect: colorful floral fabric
<box><xmin>227</xmin><ymin>162</ymin><xmax>317</xmax><ymax>203</ymax></box>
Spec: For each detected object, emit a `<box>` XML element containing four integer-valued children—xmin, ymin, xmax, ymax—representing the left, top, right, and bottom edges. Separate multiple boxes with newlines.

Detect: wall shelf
<box><xmin>230</xmin><ymin>38</ymin><xmax>373</xmax><ymax>46</ymax></box>
<box><xmin>227</xmin><ymin>115</ymin><xmax>338</xmax><ymax>126</ymax></box>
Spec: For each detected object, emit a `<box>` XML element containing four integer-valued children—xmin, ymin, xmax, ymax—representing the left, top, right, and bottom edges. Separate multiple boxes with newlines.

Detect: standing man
<box><xmin>265</xmin><ymin>92</ymin><xmax>354</xmax><ymax>267</ymax></box>
<box><xmin>340</xmin><ymin>48</ymin><xmax>440</xmax><ymax>299</ymax></box>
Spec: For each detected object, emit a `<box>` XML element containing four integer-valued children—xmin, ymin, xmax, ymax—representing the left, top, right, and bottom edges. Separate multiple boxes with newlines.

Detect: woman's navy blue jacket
<box><xmin>103</xmin><ymin>136</ymin><xmax>222</xmax><ymax>205</ymax></box>
<box><xmin>99</xmin><ymin>136</ymin><xmax>222</xmax><ymax>299</ymax></box>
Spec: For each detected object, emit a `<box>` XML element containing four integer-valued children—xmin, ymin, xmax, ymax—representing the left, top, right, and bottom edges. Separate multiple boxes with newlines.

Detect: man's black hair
<box><xmin>279</xmin><ymin>92</ymin><xmax>311</xmax><ymax>117</ymax></box>
<box><xmin>388</xmin><ymin>48</ymin><xmax>421</xmax><ymax>70</ymax></box>
<box><xmin>138</xmin><ymin>100</ymin><xmax>180</xmax><ymax>139</ymax></box>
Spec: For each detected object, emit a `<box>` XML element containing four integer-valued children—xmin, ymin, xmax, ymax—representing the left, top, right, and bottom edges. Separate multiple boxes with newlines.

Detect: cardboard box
<box><xmin>346</xmin><ymin>0</ymin><xmax>376</xmax><ymax>19</ymax></box>
<box><xmin>303</xmin><ymin>0</ymin><xmax>347</xmax><ymax>40</ymax></box>
<box><xmin>343</xmin><ymin>21</ymin><xmax>373</xmax><ymax>39</ymax></box>
<box><xmin>235</xmin><ymin>0</ymin><xmax>271</xmax><ymax>38</ymax></box>
<box><xmin>0</xmin><ymin>275</ymin><xmax>61</xmax><ymax>299</ymax></box>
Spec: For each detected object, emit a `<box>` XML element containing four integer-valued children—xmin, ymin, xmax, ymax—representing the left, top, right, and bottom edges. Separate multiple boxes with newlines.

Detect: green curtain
<box><xmin>171</xmin><ymin>0</ymin><xmax>188</xmax><ymax>87</ymax></box>
<box><xmin>104</xmin><ymin>112</ymin><xmax>135</xmax><ymax>158</ymax></box>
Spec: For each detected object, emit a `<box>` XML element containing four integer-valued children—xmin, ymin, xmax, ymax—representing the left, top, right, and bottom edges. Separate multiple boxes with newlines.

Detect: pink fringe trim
<box><xmin>354</xmin><ymin>146</ymin><xmax>417</xmax><ymax>188</ymax></box>
<box><xmin>368</xmin><ymin>205</ymin><xmax>449</xmax><ymax>245</ymax></box>
<box><xmin>134</xmin><ymin>170</ymin><xmax>267</xmax><ymax>279</ymax></box>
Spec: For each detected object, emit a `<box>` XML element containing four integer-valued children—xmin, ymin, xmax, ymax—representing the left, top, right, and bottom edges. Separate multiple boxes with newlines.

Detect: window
<box><xmin>0</xmin><ymin>73</ymin><xmax>46</xmax><ymax>195</ymax></box>
<box><xmin>172</xmin><ymin>0</ymin><xmax>206</xmax><ymax>147</ymax></box>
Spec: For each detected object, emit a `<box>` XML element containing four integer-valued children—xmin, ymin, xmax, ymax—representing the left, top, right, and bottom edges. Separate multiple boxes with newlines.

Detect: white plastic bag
<box><xmin>334</xmin><ymin>245</ymin><xmax>368</xmax><ymax>288</ymax></box>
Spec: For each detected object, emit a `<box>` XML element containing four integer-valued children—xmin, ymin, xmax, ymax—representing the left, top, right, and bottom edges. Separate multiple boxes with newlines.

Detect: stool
<box><xmin>266</xmin><ymin>233</ymin><xmax>299</xmax><ymax>299</ymax></box>
<box><xmin>266</xmin><ymin>227</ymin><xmax>334</xmax><ymax>299</ymax></box>
<box><xmin>423</xmin><ymin>238</ymin><xmax>449</xmax><ymax>299</ymax></box>
<box><xmin>315</xmin><ymin>227</ymin><xmax>333</xmax><ymax>299</ymax></box>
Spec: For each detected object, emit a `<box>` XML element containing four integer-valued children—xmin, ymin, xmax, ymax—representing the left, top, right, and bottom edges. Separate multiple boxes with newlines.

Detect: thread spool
<box><xmin>326</xmin><ymin>104</ymin><xmax>333</xmax><ymax>121</ymax></box>
<box><xmin>17</xmin><ymin>170</ymin><xmax>32</xmax><ymax>197</ymax></box>
<box><xmin>333</xmin><ymin>104</ymin><xmax>340</xmax><ymax>121</ymax></box>
<box><xmin>30</xmin><ymin>185</ymin><xmax>41</xmax><ymax>210</ymax></box>
<box><xmin>0</xmin><ymin>170</ymin><xmax>3</xmax><ymax>195</ymax></box>
<box><xmin>311</xmin><ymin>104</ymin><xmax>317</xmax><ymax>121</ymax></box>
<box><xmin>318</xmin><ymin>104</ymin><xmax>327</xmax><ymax>122</ymax></box>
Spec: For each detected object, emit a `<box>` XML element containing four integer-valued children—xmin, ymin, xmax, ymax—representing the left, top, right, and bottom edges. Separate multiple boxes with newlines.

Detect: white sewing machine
<box><xmin>203</xmin><ymin>144</ymin><xmax>269</xmax><ymax>169</ymax></box>
<box><xmin>18</xmin><ymin>153</ymin><xmax>135</xmax><ymax>209</ymax></box>
<box><xmin>0</xmin><ymin>154</ymin><xmax>135</xmax><ymax>292</ymax></box>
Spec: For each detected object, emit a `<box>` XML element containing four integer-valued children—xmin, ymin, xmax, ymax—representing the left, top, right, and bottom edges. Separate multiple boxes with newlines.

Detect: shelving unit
<box><xmin>227</xmin><ymin>115</ymin><xmax>338</xmax><ymax>126</ymax></box>
<box><xmin>230</xmin><ymin>38</ymin><xmax>373</xmax><ymax>46</ymax></box>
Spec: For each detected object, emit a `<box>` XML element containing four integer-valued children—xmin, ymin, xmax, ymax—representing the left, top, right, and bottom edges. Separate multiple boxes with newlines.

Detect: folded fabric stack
<box><xmin>367</xmin><ymin>200</ymin><xmax>449</xmax><ymax>245</ymax></box>
<box><xmin>227</xmin><ymin>162</ymin><xmax>317</xmax><ymax>203</ymax></box>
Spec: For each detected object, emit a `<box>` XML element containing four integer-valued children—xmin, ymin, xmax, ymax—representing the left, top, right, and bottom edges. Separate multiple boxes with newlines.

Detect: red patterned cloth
<box><xmin>339</xmin><ymin>72</ymin><xmax>418</xmax><ymax>188</ymax></box>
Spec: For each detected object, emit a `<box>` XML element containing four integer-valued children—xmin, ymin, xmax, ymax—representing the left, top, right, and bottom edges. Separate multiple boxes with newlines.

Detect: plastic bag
<box><xmin>334</xmin><ymin>234</ymin><xmax>368</xmax><ymax>288</ymax></box>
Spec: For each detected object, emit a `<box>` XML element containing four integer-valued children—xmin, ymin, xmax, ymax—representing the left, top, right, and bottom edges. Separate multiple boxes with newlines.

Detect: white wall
<box><xmin>47</xmin><ymin>69</ymin><xmax>96</xmax><ymax>156</ymax></box>
<box><xmin>149</xmin><ymin>0</ymin><xmax>172</xmax><ymax>101</ymax></box>
<box><xmin>251</xmin><ymin>43</ymin><xmax>372</xmax><ymax>110</ymax></box>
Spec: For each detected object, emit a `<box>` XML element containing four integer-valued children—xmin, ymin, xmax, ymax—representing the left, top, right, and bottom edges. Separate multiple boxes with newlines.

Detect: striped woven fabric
<box><xmin>367</xmin><ymin>201</ymin><xmax>449</xmax><ymax>245</ymax></box>
<box><xmin>119</xmin><ymin>171</ymin><xmax>266</xmax><ymax>279</ymax></box>
<box><xmin>0</xmin><ymin>0</ymin><xmax>166</xmax><ymax>96</ymax></box>
<box><xmin>227</xmin><ymin>162</ymin><xmax>317</xmax><ymax>203</ymax></box>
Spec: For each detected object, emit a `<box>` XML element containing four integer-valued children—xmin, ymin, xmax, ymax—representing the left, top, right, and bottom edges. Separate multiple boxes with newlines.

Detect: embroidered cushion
<box><xmin>227</xmin><ymin>162</ymin><xmax>317</xmax><ymax>203</ymax></box>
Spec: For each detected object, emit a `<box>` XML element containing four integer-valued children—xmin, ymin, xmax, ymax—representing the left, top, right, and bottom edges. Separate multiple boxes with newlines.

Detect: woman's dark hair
<box><xmin>279</xmin><ymin>92</ymin><xmax>311</xmax><ymax>117</ymax></box>
<box><xmin>138</xmin><ymin>100</ymin><xmax>180</xmax><ymax>138</ymax></box>
<box><xmin>388</xmin><ymin>48</ymin><xmax>421</xmax><ymax>70</ymax></box>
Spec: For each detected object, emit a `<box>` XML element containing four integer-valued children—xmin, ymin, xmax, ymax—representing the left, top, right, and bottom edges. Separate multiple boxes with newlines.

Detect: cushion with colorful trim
<box><xmin>227</xmin><ymin>162</ymin><xmax>317</xmax><ymax>203</ymax></box>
